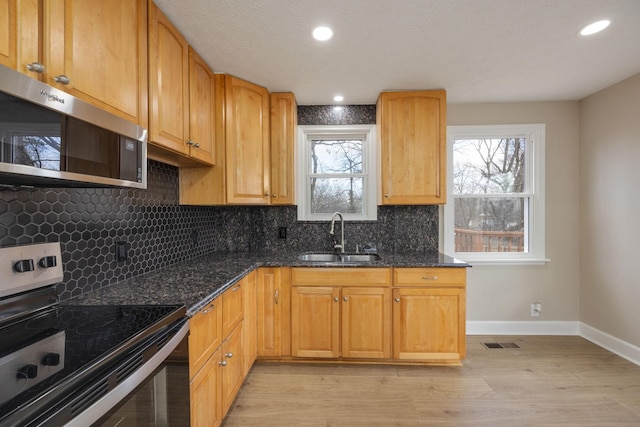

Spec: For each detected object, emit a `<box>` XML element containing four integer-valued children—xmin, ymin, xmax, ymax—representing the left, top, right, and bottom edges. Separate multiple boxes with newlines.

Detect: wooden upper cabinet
<box><xmin>0</xmin><ymin>0</ymin><xmax>17</xmax><ymax>69</ymax></box>
<box><xmin>377</xmin><ymin>90</ymin><xmax>447</xmax><ymax>205</ymax></box>
<box><xmin>225</xmin><ymin>75</ymin><xmax>271</xmax><ymax>204</ymax></box>
<box><xmin>270</xmin><ymin>92</ymin><xmax>297</xmax><ymax>205</ymax></box>
<box><xmin>4</xmin><ymin>0</ymin><xmax>148</xmax><ymax>126</ymax></box>
<box><xmin>148</xmin><ymin>1</ymin><xmax>190</xmax><ymax>155</ymax></box>
<box><xmin>188</xmin><ymin>47</ymin><xmax>215</xmax><ymax>165</ymax></box>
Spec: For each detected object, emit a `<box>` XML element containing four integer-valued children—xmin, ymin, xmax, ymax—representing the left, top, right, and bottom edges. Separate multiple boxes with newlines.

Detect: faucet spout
<box><xmin>329</xmin><ymin>212</ymin><xmax>345</xmax><ymax>254</ymax></box>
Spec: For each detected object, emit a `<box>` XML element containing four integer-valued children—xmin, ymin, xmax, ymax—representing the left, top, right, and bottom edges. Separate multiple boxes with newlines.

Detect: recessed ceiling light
<box><xmin>333</xmin><ymin>95</ymin><xmax>344</xmax><ymax>102</ymax></box>
<box><xmin>579</xmin><ymin>20</ymin><xmax>611</xmax><ymax>36</ymax></box>
<box><xmin>312</xmin><ymin>26</ymin><xmax>333</xmax><ymax>41</ymax></box>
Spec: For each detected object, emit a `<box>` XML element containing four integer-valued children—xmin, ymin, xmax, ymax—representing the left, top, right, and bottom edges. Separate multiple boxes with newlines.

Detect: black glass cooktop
<box><xmin>0</xmin><ymin>304</ymin><xmax>185</xmax><ymax>422</ymax></box>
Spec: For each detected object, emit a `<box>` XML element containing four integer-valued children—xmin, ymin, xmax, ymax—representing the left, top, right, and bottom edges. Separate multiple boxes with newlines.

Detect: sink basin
<box><xmin>339</xmin><ymin>254</ymin><xmax>381</xmax><ymax>262</ymax></box>
<box><xmin>297</xmin><ymin>253</ymin><xmax>381</xmax><ymax>263</ymax></box>
<box><xmin>297</xmin><ymin>253</ymin><xmax>341</xmax><ymax>262</ymax></box>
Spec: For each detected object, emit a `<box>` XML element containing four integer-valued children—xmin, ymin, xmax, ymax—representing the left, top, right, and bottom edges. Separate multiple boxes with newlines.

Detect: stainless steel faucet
<box><xmin>329</xmin><ymin>212</ymin><xmax>345</xmax><ymax>253</ymax></box>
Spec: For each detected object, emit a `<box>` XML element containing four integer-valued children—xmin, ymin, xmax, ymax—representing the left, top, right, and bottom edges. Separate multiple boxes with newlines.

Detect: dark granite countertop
<box><xmin>65</xmin><ymin>251</ymin><xmax>468</xmax><ymax>316</ymax></box>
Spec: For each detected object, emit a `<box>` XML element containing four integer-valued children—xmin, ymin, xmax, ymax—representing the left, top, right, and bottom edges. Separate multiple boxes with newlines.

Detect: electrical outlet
<box><xmin>191</xmin><ymin>229</ymin><xmax>199</xmax><ymax>247</ymax></box>
<box><xmin>278</xmin><ymin>226</ymin><xmax>287</xmax><ymax>239</ymax></box>
<box><xmin>116</xmin><ymin>241</ymin><xmax>129</xmax><ymax>262</ymax></box>
<box><xmin>530</xmin><ymin>302</ymin><xmax>542</xmax><ymax>317</ymax></box>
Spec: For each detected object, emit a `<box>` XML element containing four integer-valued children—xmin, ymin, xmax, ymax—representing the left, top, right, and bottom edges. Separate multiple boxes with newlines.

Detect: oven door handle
<box><xmin>63</xmin><ymin>319</ymin><xmax>190</xmax><ymax>427</ymax></box>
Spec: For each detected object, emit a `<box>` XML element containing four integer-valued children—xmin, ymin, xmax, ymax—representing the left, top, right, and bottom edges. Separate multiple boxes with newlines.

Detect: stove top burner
<box><xmin>0</xmin><ymin>304</ymin><xmax>185</xmax><ymax>422</ymax></box>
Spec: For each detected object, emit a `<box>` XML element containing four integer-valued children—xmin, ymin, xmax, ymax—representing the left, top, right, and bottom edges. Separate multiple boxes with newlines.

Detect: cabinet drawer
<box><xmin>189</xmin><ymin>297</ymin><xmax>223</xmax><ymax>378</ymax></box>
<box><xmin>222</xmin><ymin>280</ymin><xmax>244</xmax><ymax>337</ymax></box>
<box><xmin>292</xmin><ymin>268</ymin><xmax>391</xmax><ymax>287</ymax></box>
<box><xmin>393</xmin><ymin>268</ymin><xmax>465</xmax><ymax>287</ymax></box>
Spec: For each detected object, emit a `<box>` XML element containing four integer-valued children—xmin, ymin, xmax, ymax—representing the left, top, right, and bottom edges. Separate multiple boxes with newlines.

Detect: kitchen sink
<box><xmin>297</xmin><ymin>253</ymin><xmax>381</xmax><ymax>263</ymax></box>
<box><xmin>339</xmin><ymin>254</ymin><xmax>381</xmax><ymax>262</ymax></box>
<box><xmin>298</xmin><ymin>253</ymin><xmax>341</xmax><ymax>262</ymax></box>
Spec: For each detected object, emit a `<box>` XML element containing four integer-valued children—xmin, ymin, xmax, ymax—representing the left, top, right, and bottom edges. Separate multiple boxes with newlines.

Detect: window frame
<box><xmin>296</xmin><ymin>124</ymin><xmax>377</xmax><ymax>221</ymax></box>
<box><xmin>444</xmin><ymin>124</ymin><xmax>547</xmax><ymax>265</ymax></box>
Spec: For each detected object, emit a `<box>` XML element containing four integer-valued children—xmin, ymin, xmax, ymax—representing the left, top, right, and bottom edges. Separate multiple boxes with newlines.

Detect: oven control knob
<box><xmin>42</xmin><ymin>353</ymin><xmax>61</xmax><ymax>366</ymax></box>
<box><xmin>13</xmin><ymin>259</ymin><xmax>35</xmax><ymax>273</ymax></box>
<box><xmin>38</xmin><ymin>256</ymin><xmax>57</xmax><ymax>269</ymax></box>
<box><xmin>18</xmin><ymin>364</ymin><xmax>38</xmax><ymax>379</ymax></box>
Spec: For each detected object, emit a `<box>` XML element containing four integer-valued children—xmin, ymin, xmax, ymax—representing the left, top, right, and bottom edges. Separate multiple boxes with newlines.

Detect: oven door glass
<box><xmin>92</xmin><ymin>361</ymin><xmax>189</xmax><ymax>427</ymax></box>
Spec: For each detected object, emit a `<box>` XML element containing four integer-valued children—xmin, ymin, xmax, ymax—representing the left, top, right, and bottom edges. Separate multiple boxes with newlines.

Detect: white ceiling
<box><xmin>153</xmin><ymin>0</ymin><xmax>640</xmax><ymax>105</ymax></box>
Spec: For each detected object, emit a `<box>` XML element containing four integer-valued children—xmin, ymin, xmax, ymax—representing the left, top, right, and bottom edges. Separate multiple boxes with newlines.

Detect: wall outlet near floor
<box><xmin>530</xmin><ymin>302</ymin><xmax>542</xmax><ymax>317</ymax></box>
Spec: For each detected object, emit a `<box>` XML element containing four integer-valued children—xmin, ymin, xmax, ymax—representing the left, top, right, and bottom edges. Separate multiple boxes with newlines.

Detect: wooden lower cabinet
<box><xmin>290</xmin><ymin>286</ymin><xmax>392</xmax><ymax>359</ymax></box>
<box><xmin>242</xmin><ymin>270</ymin><xmax>257</xmax><ymax>375</ymax></box>
<box><xmin>342</xmin><ymin>287</ymin><xmax>391</xmax><ymax>359</ymax></box>
<box><xmin>257</xmin><ymin>267</ymin><xmax>291</xmax><ymax>357</ymax></box>
<box><xmin>290</xmin><ymin>268</ymin><xmax>392</xmax><ymax>360</ymax></box>
<box><xmin>291</xmin><ymin>286</ymin><xmax>340</xmax><ymax>358</ymax></box>
<box><xmin>188</xmin><ymin>298</ymin><xmax>222</xmax><ymax>376</ymax></box>
<box><xmin>392</xmin><ymin>268</ymin><xmax>466</xmax><ymax>363</ymax></box>
<box><xmin>220</xmin><ymin>323</ymin><xmax>244</xmax><ymax>415</ymax></box>
<box><xmin>190</xmin><ymin>346</ymin><xmax>222</xmax><ymax>427</ymax></box>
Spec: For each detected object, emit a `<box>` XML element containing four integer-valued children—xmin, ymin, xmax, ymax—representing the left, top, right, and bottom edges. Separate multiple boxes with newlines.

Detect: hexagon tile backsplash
<box><xmin>0</xmin><ymin>160</ymin><xmax>438</xmax><ymax>301</ymax></box>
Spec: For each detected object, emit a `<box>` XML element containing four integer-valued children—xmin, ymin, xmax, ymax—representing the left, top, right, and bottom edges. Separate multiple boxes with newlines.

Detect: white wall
<box><xmin>447</xmin><ymin>102</ymin><xmax>581</xmax><ymax>329</ymax></box>
<box><xmin>579</xmin><ymin>72</ymin><xmax>640</xmax><ymax>348</ymax></box>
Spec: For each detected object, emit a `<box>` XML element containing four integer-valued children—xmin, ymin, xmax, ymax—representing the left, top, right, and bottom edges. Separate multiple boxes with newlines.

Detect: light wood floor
<box><xmin>222</xmin><ymin>336</ymin><xmax>640</xmax><ymax>426</ymax></box>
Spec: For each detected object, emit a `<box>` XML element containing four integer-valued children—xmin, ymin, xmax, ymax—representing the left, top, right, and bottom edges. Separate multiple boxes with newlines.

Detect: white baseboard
<box><xmin>579</xmin><ymin>322</ymin><xmax>640</xmax><ymax>366</ymax></box>
<box><xmin>466</xmin><ymin>320</ymin><xmax>580</xmax><ymax>336</ymax></box>
<box><xmin>466</xmin><ymin>320</ymin><xmax>640</xmax><ymax>366</ymax></box>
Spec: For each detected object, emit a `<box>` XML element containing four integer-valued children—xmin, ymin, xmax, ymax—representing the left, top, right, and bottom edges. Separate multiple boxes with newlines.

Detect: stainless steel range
<box><xmin>0</xmin><ymin>243</ymin><xmax>189</xmax><ymax>427</ymax></box>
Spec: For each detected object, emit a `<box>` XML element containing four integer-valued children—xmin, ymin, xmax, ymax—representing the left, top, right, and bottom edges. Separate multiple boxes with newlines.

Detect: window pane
<box><xmin>310</xmin><ymin>139</ymin><xmax>362</xmax><ymax>174</ymax></box>
<box><xmin>452</xmin><ymin>138</ymin><xmax>525</xmax><ymax>194</ymax></box>
<box><xmin>311</xmin><ymin>177</ymin><xmax>363</xmax><ymax>214</ymax></box>
<box><xmin>454</xmin><ymin>196</ymin><xmax>527</xmax><ymax>253</ymax></box>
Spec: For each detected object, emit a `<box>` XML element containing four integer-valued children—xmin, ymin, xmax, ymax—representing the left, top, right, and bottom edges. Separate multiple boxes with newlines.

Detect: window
<box><xmin>444</xmin><ymin>124</ymin><xmax>546</xmax><ymax>264</ymax></box>
<box><xmin>297</xmin><ymin>125</ymin><xmax>377</xmax><ymax>221</ymax></box>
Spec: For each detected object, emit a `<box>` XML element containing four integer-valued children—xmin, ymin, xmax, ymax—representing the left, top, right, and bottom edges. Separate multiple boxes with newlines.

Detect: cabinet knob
<box><xmin>54</xmin><ymin>75</ymin><xmax>70</xmax><ymax>85</ymax></box>
<box><xmin>343</xmin><ymin>296</ymin><xmax>348</xmax><ymax>302</ymax></box>
<box><xmin>26</xmin><ymin>62</ymin><xmax>45</xmax><ymax>73</ymax></box>
<box><xmin>194</xmin><ymin>143</ymin><xmax>200</xmax><ymax>148</ymax></box>
<box><xmin>274</xmin><ymin>289</ymin><xmax>279</xmax><ymax>304</ymax></box>
<box><xmin>219</xmin><ymin>360</ymin><xmax>228</xmax><ymax>366</ymax></box>
<box><xmin>333</xmin><ymin>297</ymin><xmax>339</xmax><ymax>302</ymax></box>
<box><xmin>422</xmin><ymin>276</ymin><xmax>438</xmax><ymax>281</ymax></box>
<box><xmin>186</xmin><ymin>140</ymin><xmax>194</xmax><ymax>146</ymax></box>
<box><xmin>225</xmin><ymin>352</ymin><xmax>233</xmax><ymax>358</ymax></box>
<box><xmin>201</xmin><ymin>303</ymin><xmax>215</xmax><ymax>314</ymax></box>
<box><xmin>394</xmin><ymin>297</ymin><xmax>401</xmax><ymax>303</ymax></box>
<box><xmin>384</xmin><ymin>194</ymin><xmax>390</xmax><ymax>198</ymax></box>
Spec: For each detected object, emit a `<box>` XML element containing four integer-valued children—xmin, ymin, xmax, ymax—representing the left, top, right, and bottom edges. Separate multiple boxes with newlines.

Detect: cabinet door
<box><xmin>270</xmin><ymin>92</ymin><xmax>296</xmax><ymax>205</ymax></box>
<box><xmin>190</xmin><ymin>347</ymin><xmax>222</xmax><ymax>427</ymax></box>
<box><xmin>392</xmin><ymin>287</ymin><xmax>465</xmax><ymax>362</ymax></box>
<box><xmin>341</xmin><ymin>287</ymin><xmax>391</xmax><ymax>359</ymax></box>
<box><xmin>44</xmin><ymin>0</ymin><xmax>148</xmax><ymax>125</ymax></box>
<box><xmin>148</xmin><ymin>1</ymin><xmax>190</xmax><ymax>154</ymax></box>
<box><xmin>291</xmin><ymin>286</ymin><xmax>340</xmax><ymax>358</ymax></box>
<box><xmin>222</xmin><ymin>279</ymin><xmax>244</xmax><ymax>338</ymax></box>
<box><xmin>188</xmin><ymin>47</ymin><xmax>215</xmax><ymax>165</ymax></box>
<box><xmin>378</xmin><ymin>90</ymin><xmax>446</xmax><ymax>205</ymax></box>
<box><xmin>225</xmin><ymin>75</ymin><xmax>271</xmax><ymax>204</ymax></box>
<box><xmin>0</xmin><ymin>0</ymin><xmax>16</xmax><ymax>69</ymax></box>
<box><xmin>189</xmin><ymin>297</ymin><xmax>223</xmax><ymax>378</ymax></box>
<box><xmin>257</xmin><ymin>267</ymin><xmax>291</xmax><ymax>357</ymax></box>
<box><xmin>220</xmin><ymin>324</ymin><xmax>244</xmax><ymax>416</ymax></box>
<box><xmin>242</xmin><ymin>270</ymin><xmax>257</xmax><ymax>375</ymax></box>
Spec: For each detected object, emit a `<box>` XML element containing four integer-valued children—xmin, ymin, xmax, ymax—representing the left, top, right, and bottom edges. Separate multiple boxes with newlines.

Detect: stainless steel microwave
<box><xmin>0</xmin><ymin>65</ymin><xmax>147</xmax><ymax>189</ymax></box>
